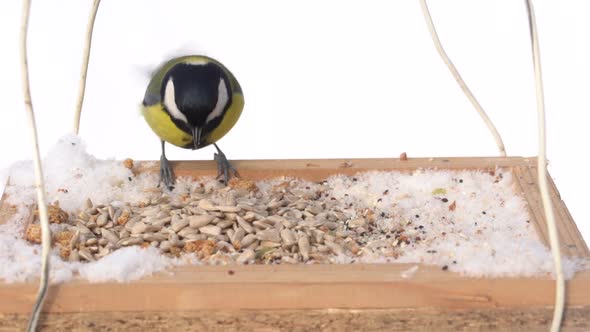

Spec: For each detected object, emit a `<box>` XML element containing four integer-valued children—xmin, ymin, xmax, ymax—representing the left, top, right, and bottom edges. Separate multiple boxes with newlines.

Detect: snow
<box><xmin>78</xmin><ymin>246</ymin><xmax>179</xmax><ymax>283</ymax></box>
<box><xmin>6</xmin><ymin>134</ymin><xmax>157</xmax><ymax>213</ymax></box>
<box><xmin>325</xmin><ymin>169</ymin><xmax>586</xmax><ymax>278</ymax></box>
<box><xmin>0</xmin><ymin>134</ymin><xmax>587</xmax><ymax>283</ymax></box>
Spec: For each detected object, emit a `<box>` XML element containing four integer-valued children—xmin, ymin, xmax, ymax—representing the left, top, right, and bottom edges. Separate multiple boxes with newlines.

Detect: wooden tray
<box><xmin>1</xmin><ymin>157</ymin><xmax>588</xmax><ymax>331</ymax></box>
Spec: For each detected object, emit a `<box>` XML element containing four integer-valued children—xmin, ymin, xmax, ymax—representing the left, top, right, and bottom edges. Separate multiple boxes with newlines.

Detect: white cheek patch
<box><xmin>163</xmin><ymin>78</ymin><xmax>188</xmax><ymax>123</ymax></box>
<box><xmin>205</xmin><ymin>78</ymin><xmax>229</xmax><ymax>124</ymax></box>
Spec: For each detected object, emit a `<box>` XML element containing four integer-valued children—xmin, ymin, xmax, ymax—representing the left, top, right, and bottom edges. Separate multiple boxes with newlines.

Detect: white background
<box><xmin>0</xmin><ymin>1</ymin><xmax>588</xmax><ymax>243</ymax></box>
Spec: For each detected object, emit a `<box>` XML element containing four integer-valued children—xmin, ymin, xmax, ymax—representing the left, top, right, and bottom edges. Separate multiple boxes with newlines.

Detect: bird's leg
<box><xmin>213</xmin><ymin>143</ymin><xmax>239</xmax><ymax>184</ymax></box>
<box><xmin>158</xmin><ymin>140</ymin><xmax>175</xmax><ymax>190</ymax></box>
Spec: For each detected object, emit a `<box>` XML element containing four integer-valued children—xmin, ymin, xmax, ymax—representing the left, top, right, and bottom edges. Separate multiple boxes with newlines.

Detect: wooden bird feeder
<box><xmin>1</xmin><ymin>157</ymin><xmax>588</xmax><ymax>331</ymax></box>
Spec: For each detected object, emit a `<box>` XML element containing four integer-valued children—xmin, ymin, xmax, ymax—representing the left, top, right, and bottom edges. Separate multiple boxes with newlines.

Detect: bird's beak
<box><xmin>192</xmin><ymin>127</ymin><xmax>202</xmax><ymax>150</ymax></box>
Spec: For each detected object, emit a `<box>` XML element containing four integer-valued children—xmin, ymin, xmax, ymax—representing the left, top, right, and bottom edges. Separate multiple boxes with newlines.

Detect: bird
<box><xmin>141</xmin><ymin>55</ymin><xmax>244</xmax><ymax>189</ymax></box>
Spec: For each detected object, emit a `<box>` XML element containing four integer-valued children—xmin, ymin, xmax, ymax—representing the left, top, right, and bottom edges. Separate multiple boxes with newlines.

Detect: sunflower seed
<box><xmin>348</xmin><ymin>218</ymin><xmax>366</xmax><ymax>228</ymax></box>
<box><xmin>124</xmin><ymin>219</ymin><xmax>137</xmax><ymax>232</ymax></box>
<box><xmin>79</xmin><ymin>248</ymin><xmax>95</xmax><ymax>261</ymax></box>
<box><xmin>171</xmin><ymin>218</ymin><xmax>189</xmax><ymax>233</ymax></box>
<box><xmin>144</xmin><ymin>224</ymin><xmax>162</xmax><ymax>232</ymax></box>
<box><xmin>252</xmin><ymin>220</ymin><xmax>272</xmax><ymax>229</ymax></box>
<box><xmin>325</xmin><ymin>241</ymin><xmax>344</xmax><ymax>255</ymax></box>
<box><xmin>324</xmin><ymin>221</ymin><xmax>339</xmax><ymax>230</ymax></box>
<box><xmin>216</xmin><ymin>219</ymin><xmax>234</xmax><ymax>229</ymax></box>
<box><xmin>224</xmin><ymin>212</ymin><xmax>238</xmax><ymax>221</ymax></box>
<box><xmin>96</xmin><ymin>214</ymin><xmax>109</xmax><ymax>227</ymax></box>
<box><xmin>178</xmin><ymin>227</ymin><xmax>198</xmax><ymax>238</ymax></box>
<box><xmin>188</xmin><ymin>215</ymin><xmax>215</xmax><ymax>228</ymax></box>
<box><xmin>183</xmin><ymin>233</ymin><xmax>208</xmax><ymax>241</ymax></box>
<box><xmin>118</xmin><ymin>237</ymin><xmax>143</xmax><ymax>247</ymax></box>
<box><xmin>69</xmin><ymin>230</ymin><xmax>80</xmax><ymax>249</ymax></box>
<box><xmin>280</xmin><ymin>229</ymin><xmax>296</xmax><ymax>246</ymax></box>
<box><xmin>153</xmin><ymin>217</ymin><xmax>171</xmax><ymax>228</ymax></box>
<box><xmin>131</xmin><ymin>222</ymin><xmax>147</xmax><ymax>234</ymax></box>
<box><xmin>69</xmin><ymin>249</ymin><xmax>80</xmax><ymax>262</ymax></box>
<box><xmin>298</xmin><ymin>235</ymin><xmax>310</xmax><ymax>261</ymax></box>
<box><xmin>141</xmin><ymin>206</ymin><xmax>160</xmax><ymax>217</ymax></box>
<box><xmin>159</xmin><ymin>240</ymin><xmax>172</xmax><ymax>252</ymax></box>
<box><xmin>230</xmin><ymin>228</ymin><xmax>246</xmax><ymax>248</ymax></box>
<box><xmin>119</xmin><ymin>229</ymin><xmax>130</xmax><ymax>239</ymax></box>
<box><xmin>236</xmin><ymin>216</ymin><xmax>254</xmax><ymax>233</ymax></box>
<box><xmin>311</xmin><ymin>229</ymin><xmax>324</xmax><ymax>244</ymax></box>
<box><xmin>96</xmin><ymin>247</ymin><xmax>111</xmax><ymax>258</ymax></box>
<box><xmin>240</xmin><ymin>234</ymin><xmax>257</xmax><ymax>247</ymax></box>
<box><xmin>199</xmin><ymin>225</ymin><xmax>222</xmax><ymax>236</ymax></box>
<box><xmin>316</xmin><ymin>244</ymin><xmax>330</xmax><ymax>252</ymax></box>
<box><xmin>281</xmin><ymin>256</ymin><xmax>299</xmax><ymax>264</ymax></box>
<box><xmin>143</xmin><ymin>232</ymin><xmax>167</xmax><ymax>242</ymax></box>
<box><xmin>257</xmin><ymin>229</ymin><xmax>281</xmax><ymax>242</ymax></box>
<box><xmin>305</xmin><ymin>205</ymin><xmax>323</xmax><ymax>215</ymax></box>
<box><xmin>217</xmin><ymin>205</ymin><xmax>241</xmax><ymax>213</ymax></box>
<box><xmin>198</xmin><ymin>199</ymin><xmax>218</xmax><ymax>211</ymax></box>
<box><xmin>258</xmin><ymin>241</ymin><xmax>281</xmax><ymax>249</ymax></box>
<box><xmin>246</xmin><ymin>241</ymin><xmax>259</xmax><ymax>250</ymax></box>
<box><xmin>77</xmin><ymin>224</ymin><xmax>93</xmax><ymax>236</ymax></box>
<box><xmin>215</xmin><ymin>234</ymin><xmax>230</xmax><ymax>242</ymax></box>
<box><xmin>242</xmin><ymin>212</ymin><xmax>257</xmax><ymax>222</ymax></box>
<box><xmin>267</xmin><ymin>200</ymin><xmax>284</xmax><ymax>209</ymax></box>
<box><xmin>216</xmin><ymin>241</ymin><xmax>234</xmax><ymax>252</ymax></box>
<box><xmin>78</xmin><ymin>212</ymin><xmax>90</xmax><ymax>221</ymax></box>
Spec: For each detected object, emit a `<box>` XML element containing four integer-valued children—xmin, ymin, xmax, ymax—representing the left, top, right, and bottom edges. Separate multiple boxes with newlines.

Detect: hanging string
<box><xmin>73</xmin><ymin>0</ymin><xmax>101</xmax><ymax>135</ymax></box>
<box><xmin>523</xmin><ymin>1</ymin><xmax>565</xmax><ymax>331</ymax></box>
<box><xmin>419</xmin><ymin>0</ymin><xmax>507</xmax><ymax>157</ymax></box>
<box><xmin>20</xmin><ymin>0</ymin><xmax>52</xmax><ymax>331</ymax></box>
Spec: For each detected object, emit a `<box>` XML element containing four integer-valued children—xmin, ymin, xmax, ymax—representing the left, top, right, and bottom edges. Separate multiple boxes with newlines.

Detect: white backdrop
<box><xmin>0</xmin><ymin>1</ymin><xmax>588</xmax><ymax>243</ymax></box>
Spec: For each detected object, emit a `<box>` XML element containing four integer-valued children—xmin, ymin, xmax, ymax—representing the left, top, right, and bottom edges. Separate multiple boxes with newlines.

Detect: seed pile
<box><xmin>25</xmin><ymin>178</ymin><xmax>423</xmax><ymax>265</ymax></box>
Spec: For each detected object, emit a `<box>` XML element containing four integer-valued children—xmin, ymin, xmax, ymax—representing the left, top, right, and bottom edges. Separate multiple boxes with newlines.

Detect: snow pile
<box><xmin>6</xmin><ymin>134</ymin><xmax>157</xmax><ymax>213</ymax></box>
<box><xmin>327</xmin><ymin>170</ymin><xmax>585</xmax><ymax>277</ymax></box>
<box><xmin>1</xmin><ymin>134</ymin><xmax>175</xmax><ymax>283</ymax></box>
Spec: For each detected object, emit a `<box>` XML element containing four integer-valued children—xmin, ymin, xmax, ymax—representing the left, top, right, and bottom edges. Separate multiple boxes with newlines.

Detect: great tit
<box><xmin>141</xmin><ymin>55</ymin><xmax>244</xmax><ymax>189</ymax></box>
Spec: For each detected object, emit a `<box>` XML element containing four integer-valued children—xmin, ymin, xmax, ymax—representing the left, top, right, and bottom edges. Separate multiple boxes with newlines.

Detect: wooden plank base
<box><xmin>2</xmin><ymin>307</ymin><xmax>590</xmax><ymax>332</ymax></box>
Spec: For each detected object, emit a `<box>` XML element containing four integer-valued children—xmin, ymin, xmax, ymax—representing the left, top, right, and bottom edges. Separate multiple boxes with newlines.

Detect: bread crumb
<box><xmin>54</xmin><ymin>230</ymin><xmax>74</xmax><ymax>247</ymax></box>
<box><xmin>123</xmin><ymin>158</ymin><xmax>134</xmax><ymax>169</ymax></box>
<box><xmin>449</xmin><ymin>201</ymin><xmax>457</xmax><ymax>211</ymax></box>
<box><xmin>183</xmin><ymin>241</ymin><xmax>197</xmax><ymax>252</ymax></box>
<box><xmin>228</xmin><ymin>178</ymin><xmax>259</xmax><ymax>192</ymax></box>
<box><xmin>34</xmin><ymin>203</ymin><xmax>69</xmax><ymax>224</ymax></box>
<box><xmin>59</xmin><ymin>247</ymin><xmax>71</xmax><ymax>260</ymax></box>
<box><xmin>169</xmin><ymin>246</ymin><xmax>181</xmax><ymax>257</ymax></box>
<box><xmin>116</xmin><ymin>211</ymin><xmax>130</xmax><ymax>225</ymax></box>
<box><xmin>24</xmin><ymin>224</ymin><xmax>42</xmax><ymax>244</ymax></box>
<box><xmin>192</xmin><ymin>239</ymin><xmax>216</xmax><ymax>259</ymax></box>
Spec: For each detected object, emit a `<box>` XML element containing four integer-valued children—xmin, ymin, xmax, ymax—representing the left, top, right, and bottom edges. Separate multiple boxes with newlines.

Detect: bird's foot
<box><xmin>214</xmin><ymin>150</ymin><xmax>239</xmax><ymax>185</ymax></box>
<box><xmin>158</xmin><ymin>156</ymin><xmax>175</xmax><ymax>190</ymax></box>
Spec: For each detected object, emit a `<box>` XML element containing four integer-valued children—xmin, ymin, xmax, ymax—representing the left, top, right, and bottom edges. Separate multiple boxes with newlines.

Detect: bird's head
<box><xmin>160</xmin><ymin>59</ymin><xmax>231</xmax><ymax>149</ymax></box>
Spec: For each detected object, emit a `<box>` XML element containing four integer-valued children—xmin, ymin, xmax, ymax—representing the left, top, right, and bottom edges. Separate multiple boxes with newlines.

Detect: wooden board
<box><xmin>2</xmin><ymin>308</ymin><xmax>590</xmax><ymax>332</ymax></box>
<box><xmin>1</xmin><ymin>157</ymin><xmax>589</xmax><ymax>330</ymax></box>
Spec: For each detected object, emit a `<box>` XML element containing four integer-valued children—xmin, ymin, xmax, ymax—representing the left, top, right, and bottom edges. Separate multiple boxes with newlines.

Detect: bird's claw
<box><xmin>158</xmin><ymin>156</ymin><xmax>175</xmax><ymax>190</ymax></box>
<box><xmin>214</xmin><ymin>151</ymin><xmax>239</xmax><ymax>185</ymax></box>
